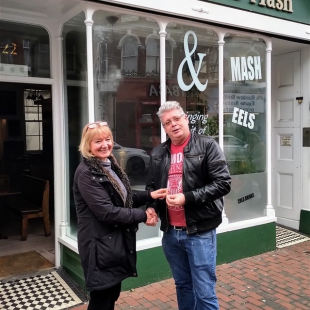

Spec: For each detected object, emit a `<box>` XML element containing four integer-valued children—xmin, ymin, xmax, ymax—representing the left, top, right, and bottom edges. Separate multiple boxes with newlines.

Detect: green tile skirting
<box><xmin>61</xmin><ymin>222</ymin><xmax>276</xmax><ymax>290</ymax></box>
<box><xmin>300</xmin><ymin>209</ymin><xmax>310</xmax><ymax>236</ymax></box>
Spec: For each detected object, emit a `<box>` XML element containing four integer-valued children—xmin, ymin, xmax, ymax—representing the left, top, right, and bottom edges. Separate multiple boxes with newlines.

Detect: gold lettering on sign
<box><xmin>249</xmin><ymin>0</ymin><xmax>293</xmax><ymax>13</ymax></box>
<box><xmin>1</xmin><ymin>43</ymin><xmax>18</xmax><ymax>55</ymax></box>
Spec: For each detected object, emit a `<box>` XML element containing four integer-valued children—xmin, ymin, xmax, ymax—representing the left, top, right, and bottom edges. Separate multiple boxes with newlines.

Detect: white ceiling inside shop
<box><xmin>0</xmin><ymin>0</ymin><xmax>307</xmax><ymax>55</ymax></box>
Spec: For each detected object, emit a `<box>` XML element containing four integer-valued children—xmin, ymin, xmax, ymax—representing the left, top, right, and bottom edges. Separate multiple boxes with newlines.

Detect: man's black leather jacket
<box><xmin>146</xmin><ymin>132</ymin><xmax>231</xmax><ymax>234</ymax></box>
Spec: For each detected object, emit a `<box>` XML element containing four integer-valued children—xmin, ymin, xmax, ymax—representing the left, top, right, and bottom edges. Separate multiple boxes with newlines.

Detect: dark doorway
<box><xmin>0</xmin><ymin>82</ymin><xmax>55</xmax><ymax>270</ymax></box>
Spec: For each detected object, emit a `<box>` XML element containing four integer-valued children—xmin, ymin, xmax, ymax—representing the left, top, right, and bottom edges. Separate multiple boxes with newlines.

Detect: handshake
<box><xmin>144</xmin><ymin>188</ymin><xmax>167</xmax><ymax>227</ymax></box>
<box><xmin>145</xmin><ymin>207</ymin><xmax>158</xmax><ymax>226</ymax></box>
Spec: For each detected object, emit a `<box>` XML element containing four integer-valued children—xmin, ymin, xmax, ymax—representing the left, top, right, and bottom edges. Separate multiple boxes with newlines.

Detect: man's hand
<box><xmin>166</xmin><ymin>193</ymin><xmax>185</xmax><ymax>208</ymax></box>
<box><xmin>145</xmin><ymin>208</ymin><xmax>158</xmax><ymax>226</ymax></box>
<box><xmin>150</xmin><ymin>188</ymin><xmax>167</xmax><ymax>200</ymax></box>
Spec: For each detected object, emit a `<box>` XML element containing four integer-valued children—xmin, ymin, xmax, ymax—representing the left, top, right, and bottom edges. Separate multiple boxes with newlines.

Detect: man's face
<box><xmin>161</xmin><ymin>109</ymin><xmax>190</xmax><ymax>145</ymax></box>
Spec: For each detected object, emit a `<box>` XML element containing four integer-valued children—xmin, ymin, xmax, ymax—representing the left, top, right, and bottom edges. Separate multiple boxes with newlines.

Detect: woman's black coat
<box><xmin>73</xmin><ymin>156</ymin><xmax>150</xmax><ymax>291</ymax></box>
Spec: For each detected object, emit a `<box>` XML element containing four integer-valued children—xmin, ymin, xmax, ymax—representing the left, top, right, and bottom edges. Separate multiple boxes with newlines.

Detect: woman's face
<box><xmin>90</xmin><ymin>134</ymin><xmax>113</xmax><ymax>161</ymax></box>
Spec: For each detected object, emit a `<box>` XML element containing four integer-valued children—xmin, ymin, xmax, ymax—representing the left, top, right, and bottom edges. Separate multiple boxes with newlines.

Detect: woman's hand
<box><xmin>145</xmin><ymin>208</ymin><xmax>158</xmax><ymax>226</ymax></box>
<box><xmin>150</xmin><ymin>188</ymin><xmax>167</xmax><ymax>200</ymax></box>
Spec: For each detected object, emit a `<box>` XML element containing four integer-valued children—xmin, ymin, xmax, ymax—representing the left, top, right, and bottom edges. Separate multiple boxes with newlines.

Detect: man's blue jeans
<box><xmin>162</xmin><ymin>226</ymin><xmax>219</xmax><ymax>310</ymax></box>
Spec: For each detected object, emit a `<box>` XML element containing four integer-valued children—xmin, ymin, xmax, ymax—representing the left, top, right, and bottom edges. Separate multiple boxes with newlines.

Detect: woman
<box><xmin>73</xmin><ymin>121</ymin><xmax>166</xmax><ymax>310</ymax></box>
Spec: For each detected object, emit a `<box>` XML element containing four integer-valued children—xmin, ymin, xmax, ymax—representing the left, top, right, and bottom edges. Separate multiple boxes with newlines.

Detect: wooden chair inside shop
<box><xmin>8</xmin><ymin>174</ymin><xmax>51</xmax><ymax>241</ymax></box>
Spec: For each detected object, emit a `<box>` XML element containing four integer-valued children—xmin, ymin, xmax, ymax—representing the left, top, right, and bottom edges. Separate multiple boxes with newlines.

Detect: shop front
<box><xmin>0</xmin><ymin>0</ymin><xmax>309</xmax><ymax>288</ymax></box>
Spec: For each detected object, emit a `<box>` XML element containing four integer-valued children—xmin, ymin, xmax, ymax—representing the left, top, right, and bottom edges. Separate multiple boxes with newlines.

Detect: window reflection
<box><xmin>92</xmin><ymin>11</ymin><xmax>161</xmax><ymax>241</ymax></box>
<box><xmin>122</xmin><ymin>36</ymin><xmax>138</xmax><ymax>75</ymax></box>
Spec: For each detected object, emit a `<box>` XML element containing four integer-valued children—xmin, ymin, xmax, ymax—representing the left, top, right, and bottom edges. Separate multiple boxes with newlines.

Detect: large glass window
<box><xmin>63</xmin><ymin>12</ymin><xmax>88</xmax><ymax>239</ymax></box>
<box><xmin>92</xmin><ymin>11</ymin><xmax>162</xmax><ymax>240</ymax></box>
<box><xmin>0</xmin><ymin>21</ymin><xmax>50</xmax><ymax>78</ymax></box>
<box><xmin>223</xmin><ymin>34</ymin><xmax>267</xmax><ymax>223</ymax></box>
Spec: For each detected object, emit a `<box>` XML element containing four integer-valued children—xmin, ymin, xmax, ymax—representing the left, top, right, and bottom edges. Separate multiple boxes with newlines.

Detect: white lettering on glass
<box><xmin>231</xmin><ymin>107</ymin><xmax>255</xmax><ymax>129</ymax></box>
<box><xmin>177</xmin><ymin>30</ymin><xmax>208</xmax><ymax>92</ymax></box>
<box><xmin>230</xmin><ymin>56</ymin><xmax>262</xmax><ymax>81</ymax></box>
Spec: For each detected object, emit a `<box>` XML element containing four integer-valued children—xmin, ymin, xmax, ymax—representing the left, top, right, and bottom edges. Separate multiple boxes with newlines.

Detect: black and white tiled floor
<box><xmin>276</xmin><ymin>225</ymin><xmax>310</xmax><ymax>248</ymax></box>
<box><xmin>0</xmin><ymin>271</ymin><xmax>84</xmax><ymax>310</ymax></box>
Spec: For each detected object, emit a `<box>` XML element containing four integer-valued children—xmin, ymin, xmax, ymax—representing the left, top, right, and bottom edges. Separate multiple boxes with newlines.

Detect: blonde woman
<box><xmin>73</xmin><ymin>121</ymin><xmax>166</xmax><ymax>310</ymax></box>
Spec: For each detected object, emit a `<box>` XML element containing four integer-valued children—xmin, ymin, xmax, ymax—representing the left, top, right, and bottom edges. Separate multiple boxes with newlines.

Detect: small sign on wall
<box><xmin>280</xmin><ymin>136</ymin><xmax>292</xmax><ymax>146</ymax></box>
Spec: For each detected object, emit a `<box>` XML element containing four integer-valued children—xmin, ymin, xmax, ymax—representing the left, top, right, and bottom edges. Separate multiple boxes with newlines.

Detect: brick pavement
<box><xmin>72</xmin><ymin>240</ymin><xmax>310</xmax><ymax>309</ymax></box>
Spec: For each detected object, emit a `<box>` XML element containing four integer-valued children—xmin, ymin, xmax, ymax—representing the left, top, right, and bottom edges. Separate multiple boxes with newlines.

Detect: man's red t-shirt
<box><xmin>167</xmin><ymin>134</ymin><xmax>190</xmax><ymax>226</ymax></box>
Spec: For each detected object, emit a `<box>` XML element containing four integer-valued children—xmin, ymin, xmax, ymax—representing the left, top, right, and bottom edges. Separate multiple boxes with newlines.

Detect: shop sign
<box><xmin>224</xmin><ymin>93</ymin><xmax>265</xmax><ymax>113</ymax></box>
<box><xmin>249</xmin><ymin>0</ymin><xmax>293</xmax><ymax>13</ymax></box>
<box><xmin>201</xmin><ymin>0</ymin><xmax>294</xmax><ymax>14</ymax></box>
<box><xmin>230</xmin><ymin>56</ymin><xmax>262</xmax><ymax>82</ymax></box>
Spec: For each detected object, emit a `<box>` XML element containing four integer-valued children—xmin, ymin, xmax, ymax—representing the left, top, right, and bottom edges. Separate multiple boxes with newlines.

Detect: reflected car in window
<box><xmin>211</xmin><ymin>135</ymin><xmax>248</xmax><ymax>161</ymax></box>
<box><xmin>112</xmin><ymin>143</ymin><xmax>150</xmax><ymax>176</ymax></box>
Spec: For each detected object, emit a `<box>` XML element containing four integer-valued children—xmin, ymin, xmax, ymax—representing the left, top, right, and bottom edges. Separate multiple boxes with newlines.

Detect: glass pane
<box><xmin>26</xmin><ymin>122</ymin><xmax>40</xmax><ymax>135</ymax></box>
<box><xmin>147</xmin><ymin>38</ymin><xmax>159</xmax><ymax>56</ymax></box>
<box><xmin>0</xmin><ymin>21</ymin><xmax>50</xmax><ymax>78</ymax></box>
<box><xmin>63</xmin><ymin>12</ymin><xmax>88</xmax><ymax>240</ymax></box>
<box><xmin>26</xmin><ymin>136</ymin><xmax>40</xmax><ymax>151</ymax></box>
<box><xmin>123</xmin><ymin>56</ymin><xmax>138</xmax><ymax>72</ymax></box>
<box><xmin>63</xmin><ymin>13</ymin><xmax>87</xmax><ymax>81</ymax></box>
<box><xmin>223</xmin><ymin>33</ymin><xmax>267</xmax><ymax>223</ymax></box>
<box><xmin>25</xmin><ymin>112</ymin><xmax>39</xmax><ymax>121</ymax></box>
<box><xmin>146</xmin><ymin>56</ymin><xmax>159</xmax><ymax>75</ymax></box>
<box><xmin>166</xmin><ymin>24</ymin><xmax>219</xmax><ymax>137</ymax></box>
<box><xmin>123</xmin><ymin>37</ymin><xmax>138</xmax><ymax>56</ymax></box>
<box><xmin>93</xmin><ymin>11</ymin><xmax>161</xmax><ymax>241</ymax></box>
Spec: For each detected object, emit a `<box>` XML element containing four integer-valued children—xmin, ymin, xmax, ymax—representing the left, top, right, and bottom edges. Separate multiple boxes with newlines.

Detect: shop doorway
<box><xmin>0</xmin><ymin>82</ymin><xmax>55</xmax><ymax>274</ymax></box>
<box><xmin>271</xmin><ymin>51</ymin><xmax>302</xmax><ymax>230</ymax></box>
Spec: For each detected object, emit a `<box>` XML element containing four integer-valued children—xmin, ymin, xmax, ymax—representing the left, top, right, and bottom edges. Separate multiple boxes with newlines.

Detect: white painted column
<box><xmin>53</xmin><ymin>34</ymin><xmax>67</xmax><ymax>267</ymax></box>
<box><xmin>159</xmin><ymin>26</ymin><xmax>167</xmax><ymax>142</ymax></box>
<box><xmin>218</xmin><ymin>32</ymin><xmax>229</xmax><ymax>225</ymax></box>
<box><xmin>85</xmin><ymin>10</ymin><xmax>95</xmax><ymax>122</ymax></box>
<box><xmin>264</xmin><ymin>40</ymin><xmax>275</xmax><ymax>217</ymax></box>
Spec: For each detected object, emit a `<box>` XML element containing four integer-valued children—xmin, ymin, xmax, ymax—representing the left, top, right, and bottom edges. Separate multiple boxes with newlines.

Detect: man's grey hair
<box><xmin>156</xmin><ymin>101</ymin><xmax>185</xmax><ymax>120</ymax></box>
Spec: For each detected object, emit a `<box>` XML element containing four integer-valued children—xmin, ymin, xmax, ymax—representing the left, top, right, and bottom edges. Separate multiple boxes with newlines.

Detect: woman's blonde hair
<box><xmin>78</xmin><ymin>122</ymin><xmax>114</xmax><ymax>158</ymax></box>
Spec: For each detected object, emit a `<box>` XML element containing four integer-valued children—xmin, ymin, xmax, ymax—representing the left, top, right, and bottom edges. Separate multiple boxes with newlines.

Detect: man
<box><xmin>146</xmin><ymin>101</ymin><xmax>231</xmax><ymax>310</ymax></box>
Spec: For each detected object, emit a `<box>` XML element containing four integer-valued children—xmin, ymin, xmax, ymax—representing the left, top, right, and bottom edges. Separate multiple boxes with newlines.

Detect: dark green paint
<box><xmin>217</xmin><ymin>222</ymin><xmax>276</xmax><ymax>264</ymax></box>
<box><xmin>122</xmin><ymin>246</ymin><xmax>171</xmax><ymax>290</ymax></box>
<box><xmin>299</xmin><ymin>210</ymin><xmax>310</xmax><ymax>236</ymax></box>
<box><xmin>61</xmin><ymin>244</ymin><xmax>85</xmax><ymax>289</ymax></box>
<box><xmin>61</xmin><ymin>222</ymin><xmax>276</xmax><ymax>289</ymax></box>
<box><xmin>200</xmin><ymin>0</ymin><xmax>310</xmax><ymax>24</ymax></box>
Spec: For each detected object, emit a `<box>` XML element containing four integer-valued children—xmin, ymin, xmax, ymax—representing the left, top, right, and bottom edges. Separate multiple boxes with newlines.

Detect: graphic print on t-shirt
<box><xmin>167</xmin><ymin>152</ymin><xmax>183</xmax><ymax>210</ymax></box>
<box><xmin>167</xmin><ymin>137</ymin><xmax>190</xmax><ymax>226</ymax></box>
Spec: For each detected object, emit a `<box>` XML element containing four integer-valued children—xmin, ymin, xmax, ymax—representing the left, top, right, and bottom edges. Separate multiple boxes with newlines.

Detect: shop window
<box><xmin>92</xmin><ymin>11</ymin><xmax>161</xmax><ymax>241</ymax></box>
<box><xmin>0</xmin><ymin>21</ymin><xmax>50</xmax><ymax>78</ymax></box>
<box><xmin>223</xmin><ymin>34</ymin><xmax>267</xmax><ymax>223</ymax></box>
